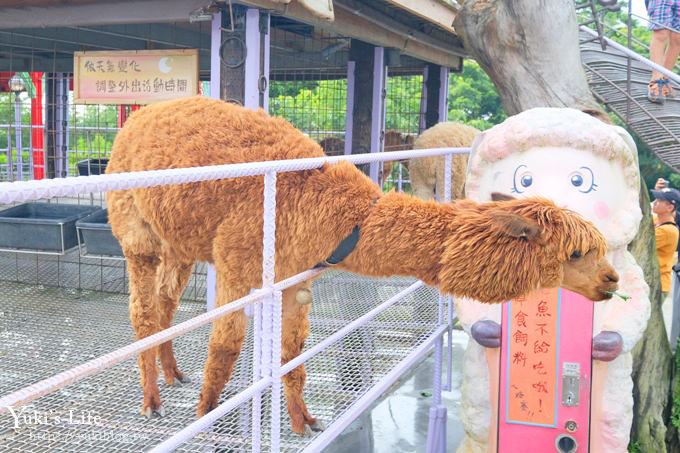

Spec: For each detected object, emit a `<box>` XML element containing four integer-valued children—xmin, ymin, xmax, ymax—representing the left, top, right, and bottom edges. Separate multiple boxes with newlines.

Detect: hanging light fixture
<box><xmin>8</xmin><ymin>73</ymin><xmax>25</xmax><ymax>94</ymax></box>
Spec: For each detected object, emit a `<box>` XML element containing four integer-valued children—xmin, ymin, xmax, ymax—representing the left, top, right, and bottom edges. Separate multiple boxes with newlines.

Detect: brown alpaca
<box><xmin>106</xmin><ymin>96</ymin><xmax>619</xmax><ymax>434</ymax></box>
<box><xmin>317</xmin><ymin>136</ymin><xmax>345</xmax><ymax>156</ymax></box>
<box><xmin>382</xmin><ymin>129</ymin><xmax>415</xmax><ymax>181</ymax></box>
<box><xmin>408</xmin><ymin>122</ymin><xmax>480</xmax><ymax>201</ymax></box>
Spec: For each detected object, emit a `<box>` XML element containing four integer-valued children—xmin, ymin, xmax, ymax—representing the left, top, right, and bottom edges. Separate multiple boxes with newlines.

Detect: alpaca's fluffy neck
<box><xmin>337</xmin><ymin>191</ymin><xmax>452</xmax><ymax>286</ymax></box>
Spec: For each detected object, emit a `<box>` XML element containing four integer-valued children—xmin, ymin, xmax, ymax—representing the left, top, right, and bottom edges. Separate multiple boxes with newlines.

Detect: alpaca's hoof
<box><xmin>144</xmin><ymin>405</ymin><xmax>166</xmax><ymax>419</ymax></box>
<box><xmin>310</xmin><ymin>420</ymin><xmax>326</xmax><ymax>432</ymax></box>
<box><xmin>179</xmin><ymin>374</ymin><xmax>192</xmax><ymax>384</ymax></box>
<box><xmin>302</xmin><ymin>424</ymin><xmax>314</xmax><ymax>437</ymax></box>
<box><xmin>171</xmin><ymin>374</ymin><xmax>191</xmax><ymax>386</ymax></box>
<box><xmin>296</xmin><ymin>287</ymin><xmax>313</xmax><ymax>305</ymax></box>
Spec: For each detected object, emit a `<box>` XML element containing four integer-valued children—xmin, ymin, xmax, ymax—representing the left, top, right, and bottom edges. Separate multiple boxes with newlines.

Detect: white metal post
<box><xmin>261</xmin><ymin>170</ymin><xmax>278</xmax><ymax>452</ymax></box>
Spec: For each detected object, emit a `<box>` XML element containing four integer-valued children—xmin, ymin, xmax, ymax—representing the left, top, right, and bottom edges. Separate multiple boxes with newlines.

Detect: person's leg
<box><xmin>650</xmin><ymin>29</ymin><xmax>671</xmax><ymax>103</ymax></box>
<box><xmin>648</xmin><ymin>1</ymin><xmax>673</xmax><ymax>102</ymax></box>
<box><xmin>651</xmin><ymin>29</ymin><xmax>671</xmax><ymax>80</ymax></box>
<box><xmin>661</xmin><ymin>31</ymin><xmax>680</xmax><ymax>98</ymax></box>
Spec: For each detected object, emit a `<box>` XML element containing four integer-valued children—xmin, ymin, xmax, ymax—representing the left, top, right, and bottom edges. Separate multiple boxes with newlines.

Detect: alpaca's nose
<box><xmin>604</xmin><ymin>271</ymin><xmax>619</xmax><ymax>283</ymax></box>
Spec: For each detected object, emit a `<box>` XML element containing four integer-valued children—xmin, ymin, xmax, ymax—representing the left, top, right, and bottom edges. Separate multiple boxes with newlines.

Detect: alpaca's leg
<box><xmin>410</xmin><ymin>157</ymin><xmax>437</xmax><ymax>201</ymax></box>
<box><xmin>156</xmin><ymin>254</ymin><xmax>194</xmax><ymax>386</ymax></box>
<box><xmin>197</xmin><ymin>281</ymin><xmax>249</xmax><ymax>417</ymax></box>
<box><xmin>127</xmin><ymin>253</ymin><xmax>164</xmax><ymax>417</ymax></box>
<box><xmin>281</xmin><ymin>283</ymin><xmax>323</xmax><ymax>435</ymax></box>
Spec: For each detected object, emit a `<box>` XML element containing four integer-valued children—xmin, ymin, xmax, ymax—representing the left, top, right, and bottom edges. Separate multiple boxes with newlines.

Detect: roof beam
<box><xmin>382</xmin><ymin>0</ymin><xmax>458</xmax><ymax>35</ymax></box>
<box><xmin>0</xmin><ymin>0</ymin><xmax>209</xmax><ymax>28</ymax></box>
<box><xmin>237</xmin><ymin>0</ymin><xmax>466</xmax><ymax>67</ymax></box>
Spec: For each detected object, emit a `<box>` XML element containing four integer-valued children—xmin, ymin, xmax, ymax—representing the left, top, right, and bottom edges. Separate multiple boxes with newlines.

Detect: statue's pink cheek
<box><xmin>593</xmin><ymin>201</ymin><xmax>610</xmax><ymax>219</ymax></box>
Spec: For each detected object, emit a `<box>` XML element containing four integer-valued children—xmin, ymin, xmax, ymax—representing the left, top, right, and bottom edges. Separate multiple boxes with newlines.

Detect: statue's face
<box><xmin>476</xmin><ymin>147</ymin><xmax>628</xmax><ymax>236</ymax></box>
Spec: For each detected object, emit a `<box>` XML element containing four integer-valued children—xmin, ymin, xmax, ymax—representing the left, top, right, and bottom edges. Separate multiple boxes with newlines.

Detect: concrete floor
<box><xmin>326</xmin><ymin>330</ymin><xmax>468</xmax><ymax>453</ymax></box>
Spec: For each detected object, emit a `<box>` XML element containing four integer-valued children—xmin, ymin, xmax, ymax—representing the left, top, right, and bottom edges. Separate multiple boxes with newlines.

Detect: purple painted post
<box><xmin>206</xmin><ymin>10</ymin><xmax>222</xmax><ymax>313</ymax></box>
<box><xmin>244</xmin><ymin>9</ymin><xmax>261</xmax><ymax>109</ymax></box>
<box><xmin>210</xmin><ymin>11</ymin><xmax>221</xmax><ymax>100</ymax></box>
<box><xmin>369</xmin><ymin>47</ymin><xmax>385</xmax><ymax>183</ymax></box>
<box><xmin>262</xmin><ymin>14</ymin><xmax>270</xmax><ymax>112</ymax></box>
<box><xmin>419</xmin><ymin>66</ymin><xmax>428</xmax><ymax>134</ymax></box>
<box><xmin>13</xmin><ymin>94</ymin><xmax>22</xmax><ymax>181</ymax></box>
<box><xmin>344</xmin><ymin>61</ymin><xmax>355</xmax><ymax>155</ymax></box>
<box><xmin>439</xmin><ymin>67</ymin><xmax>449</xmax><ymax>122</ymax></box>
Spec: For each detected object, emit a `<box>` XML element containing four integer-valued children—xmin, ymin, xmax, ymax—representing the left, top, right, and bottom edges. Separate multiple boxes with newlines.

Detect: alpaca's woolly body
<box><xmin>408</xmin><ymin>122</ymin><xmax>479</xmax><ymax>201</ymax></box>
<box><xmin>106</xmin><ymin>97</ymin><xmax>614</xmax><ymax>432</ymax></box>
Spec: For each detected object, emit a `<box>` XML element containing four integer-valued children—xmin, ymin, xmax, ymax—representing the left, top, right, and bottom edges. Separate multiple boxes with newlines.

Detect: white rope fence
<box><xmin>0</xmin><ymin>148</ymin><xmax>470</xmax><ymax>204</ymax></box>
<box><xmin>0</xmin><ymin>147</ymin><xmax>469</xmax><ymax>451</ymax></box>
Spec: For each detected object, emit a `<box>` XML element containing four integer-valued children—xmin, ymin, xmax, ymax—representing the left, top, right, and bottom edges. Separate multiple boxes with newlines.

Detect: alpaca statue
<box><xmin>408</xmin><ymin>121</ymin><xmax>479</xmax><ymax>201</ymax></box>
<box><xmin>105</xmin><ymin>96</ymin><xmax>619</xmax><ymax>435</ymax></box>
<box><xmin>455</xmin><ymin>108</ymin><xmax>650</xmax><ymax>452</ymax></box>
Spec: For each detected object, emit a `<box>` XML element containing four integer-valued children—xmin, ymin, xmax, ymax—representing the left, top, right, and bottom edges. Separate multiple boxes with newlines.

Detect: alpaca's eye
<box><xmin>511</xmin><ymin>165</ymin><xmax>532</xmax><ymax>194</ymax></box>
<box><xmin>570</xmin><ymin>251</ymin><xmax>582</xmax><ymax>259</ymax></box>
<box><xmin>569</xmin><ymin>166</ymin><xmax>597</xmax><ymax>193</ymax></box>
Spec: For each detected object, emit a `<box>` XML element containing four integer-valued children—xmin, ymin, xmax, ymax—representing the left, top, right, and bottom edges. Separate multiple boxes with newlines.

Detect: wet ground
<box><xmin>326</xmin><ymin>331</ymin><xmax>467</xmax><ymax>453</ymax></box>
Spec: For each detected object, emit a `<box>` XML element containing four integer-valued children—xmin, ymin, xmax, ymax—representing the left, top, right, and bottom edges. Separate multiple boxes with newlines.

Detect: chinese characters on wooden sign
<box><xmin>73</xmin><ymin>49</ymin><xmax>198</xmax><ymax>104</ymax></box>
<box><xmin>506</xmin><ymin>287</ymin><xmax>560</xmax><ymax>426</ymax></box>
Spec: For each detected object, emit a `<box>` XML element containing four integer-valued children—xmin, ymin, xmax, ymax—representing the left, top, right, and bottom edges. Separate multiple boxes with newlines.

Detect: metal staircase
<box><xmin>577</xmin><ymin>3</ymin><xmax>680</xmax><ymax>171</ymax></box>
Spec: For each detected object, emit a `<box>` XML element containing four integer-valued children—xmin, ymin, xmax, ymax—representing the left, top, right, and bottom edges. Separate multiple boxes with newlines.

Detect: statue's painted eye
<box><xmin>569</xmin><ymin>166</ymin><xmax>598</xmax><ymax>193</ymax></box>
<box><xmin>570</xmin><ymin>251</ymin><xmax>582</xmax><ymax>259</ymax></box>
<box><xmin>511</xmin><ymin>165</ymin><xmax>532</xmax><ymax>194</ymax></box>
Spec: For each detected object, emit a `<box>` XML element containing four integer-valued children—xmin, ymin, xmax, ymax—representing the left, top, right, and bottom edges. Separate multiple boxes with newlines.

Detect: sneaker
<box><xmin>661</xmin><ymin>77</ymin><xmax>676</xmax><ymax>99</ymax></box>
<box><xmin>648</xmin><ymin>79</ymin><xmax>665</xmax><ymax>104</ymax></box>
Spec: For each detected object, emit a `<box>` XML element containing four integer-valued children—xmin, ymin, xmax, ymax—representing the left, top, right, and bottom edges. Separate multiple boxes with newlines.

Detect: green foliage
<box><xmin>583</xmin><ymin>2</ymin><xmax>652</xmax><ymax>57</ymax></box>
<box><xmin>269</xmin><ymin>79</ymin><xmax>347</xmax><ymax>138</ymax></box>
<box><xmin>448</xmin><ymin>61</ymin><xmax>506</xmax><ymax>130</ymax></box>
<box><xmin>627</xmin><ymin>439</ymin><xmax>642</xmax><ymax>453</ymax></box>
<box><xmin>385</xmin><ymin>75</ymin><xmax>423</xmax><ymax>133</ymax></box>
<box><xmin>269</xmin><ymin>60</ymin><xmax>506</xmax><ymax>138</ymax></box>
<box><xmin>670</xmin><ymin>336</ymin><xmax>680</xmax><ymax>431</ymax></box>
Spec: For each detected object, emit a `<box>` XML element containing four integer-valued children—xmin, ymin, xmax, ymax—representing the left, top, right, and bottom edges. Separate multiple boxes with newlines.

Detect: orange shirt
<box><xmin>655</xmin><ymin>218</ymin><xmax>679</xmax><ymax>292</ymax></box>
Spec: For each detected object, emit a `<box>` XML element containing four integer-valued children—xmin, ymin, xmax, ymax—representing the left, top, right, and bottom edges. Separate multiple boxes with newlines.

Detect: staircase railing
<box><xmin>575</xmin><ymin>0</ymin><xmax>680</xmax><ymax>171</ymax></box>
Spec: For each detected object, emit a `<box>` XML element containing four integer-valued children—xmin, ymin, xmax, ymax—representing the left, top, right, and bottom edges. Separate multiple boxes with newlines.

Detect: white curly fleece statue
<box><xmin>456</xmin><ymin>108</ymin><xmax>650</xmax><ymax>453</ymax></box>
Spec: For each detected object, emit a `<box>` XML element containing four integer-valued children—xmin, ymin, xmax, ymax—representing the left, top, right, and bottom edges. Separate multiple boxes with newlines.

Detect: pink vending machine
<box><xmin>498</xmin><ymin>288</ymin><xmax>593</xmax><ymax>453</ymax></box>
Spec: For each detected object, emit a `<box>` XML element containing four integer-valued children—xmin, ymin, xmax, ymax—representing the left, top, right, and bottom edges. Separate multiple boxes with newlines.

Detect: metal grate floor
<box><xmin>0</xmin><ymin>270</ymin><xmax>442</xmax><ymax>452</ymax></box>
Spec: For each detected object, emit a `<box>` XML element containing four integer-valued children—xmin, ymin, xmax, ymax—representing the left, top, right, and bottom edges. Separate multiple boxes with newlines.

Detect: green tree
<box><xmin>448</xmin><ymin>61</ymin><xmax>506</xmax><ymax>130</ymax></box>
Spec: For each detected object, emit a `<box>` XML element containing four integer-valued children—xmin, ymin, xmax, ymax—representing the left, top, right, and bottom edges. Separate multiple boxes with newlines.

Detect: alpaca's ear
<box><xmin>491</xmin><ymin>192</ymin><xmax>516</xmax><ymax>202</ymax></box>
<box><xmin>490</xmin><ymin>211</ymin><xmax>542</xmax><ymax>240</ymax></box>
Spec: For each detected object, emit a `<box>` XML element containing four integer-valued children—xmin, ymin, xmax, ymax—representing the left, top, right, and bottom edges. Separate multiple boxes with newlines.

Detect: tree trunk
<box><xmin>455</xmin><ymin>0</ymin><xmax>674</xmax><ymax>450</ymax></box>
<box><xmin>628</xmin><ymin>185</ymin><xmax>677</xmax><ymax>453</ymax></box>
<box><xmin>454</xmin><ymin>0</ymin><xmax>608</xmax><ymax>122</ymax></box>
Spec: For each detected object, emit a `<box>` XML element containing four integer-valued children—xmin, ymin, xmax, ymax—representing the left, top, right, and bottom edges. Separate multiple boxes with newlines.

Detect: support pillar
<box><xmin>45</xmin><ymin>73</ymin><xmax>68</xmax><ymax>178</ymax></box>
<box><xmin>421</xmin><ymin>64</ymin><xmax>450</xmax><ymax>132</ymax></box>
<box><xmin>349</xmin><ymin>40</ymin><xmax>381</xmax><ymax>177</ymax></box>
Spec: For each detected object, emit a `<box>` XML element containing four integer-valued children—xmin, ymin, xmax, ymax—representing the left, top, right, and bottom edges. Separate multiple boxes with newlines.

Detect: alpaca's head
<box><xmin>438</xmin><ymin>194</ymin><xmax>618</xmax><ymax>303</ymax></box>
